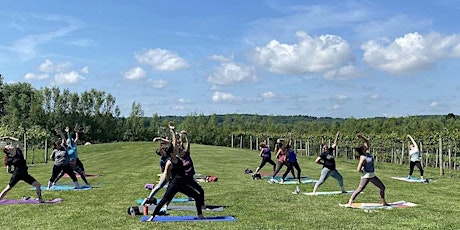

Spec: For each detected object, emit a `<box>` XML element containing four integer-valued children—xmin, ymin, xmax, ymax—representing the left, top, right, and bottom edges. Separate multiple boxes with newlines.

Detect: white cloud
<box><xmin>212</xmin><ymin>91</ymin><xmax>242</xmax><ymax>102</ymax></box>
<box><xmin>430</xmin><ymin>101</ymin><xmax>439</xmax><ymax>107</ymax></box>
<box><xmin>147</xmin><ymin>79</ymin><xmax>168</xmax><ymax>88</ymax></box>
<box><xmin>326</xmin><ymin>104</ymin><xmax>341</xmax><ymax>110</ymax></box>
<box><xmin>171</xmin><ymin>105</ymin><xmax>184</xmax><ymax>110</ymax></box>
<box><xmin>208</xmin><ymin>54</ymin><xmax>233</xmax><ymax>62</ymax></box>
<box><xmin>260</xmin><ymin>91</ymin><xmax>276</xmax><ymax>99</ymax></box>
<box><xmin>176</xmin><ymin>98</ymin><xmax>190</xmax><ymax>104</ymax></box>
<box><xmin>135</xmin><ymin>48</ymin><xmax>189</xmax><ymax>71</ymax></box>
<box><xmin>124</xmin><ymin>67</ymin><xmax>146</xmax><ymax>80</ymax></box>
<box><xmin>24</xmin><ymin>72</ymin><xmax>49</xmax><ymax>80</ymax></box>
<box><xmin>362</xmin><ymin>32</ymin><xmax>460</xmax><ymax>75</ymax></box>
<box><xmin>207</xmin><ymin>62</ymin><xmax>257</xmax><ymax>85</ymax></box>
<box><xmin>80</xmin><ymin>66</ymin><xmax>89</xmax><ymax>74</ymax></box>
<box><xmin>251</xmin><ymin>31</ymin><xmax>354</xmax><ymax>74</ymax></box>
<box><xmin>330</xmin><ymin>94</ymin><xmax>349</xmax><ymax>101</ymax></box>
<box><xmin>38</xmin><ymin>59</ymin><xmax>72</xmax><ymax>73</ymax></box>
<box><xmin>8</xmin><ymin>15</ymin><xmax>83</xmax><ymax>62</ymax></box>
<box><xmin>369</xmin><ymin>94</ymin><xmax>380</xmax><ymax>100</ymax></box>
<box><xmin>323</xmin><ymin>65</ymin><xmax>366</xmax><ymax>80</ymax></box>
<box><xmin>54</xmin><ymin>71</ymin><xmax>85</xmax><ymax>85</ymax></box>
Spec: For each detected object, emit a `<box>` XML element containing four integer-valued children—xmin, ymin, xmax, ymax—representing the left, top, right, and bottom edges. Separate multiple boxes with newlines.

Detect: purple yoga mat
<box><xmin>0</xmin><ymin>198</ymin><xmax>62</xmax><ymax>205</ymax></box>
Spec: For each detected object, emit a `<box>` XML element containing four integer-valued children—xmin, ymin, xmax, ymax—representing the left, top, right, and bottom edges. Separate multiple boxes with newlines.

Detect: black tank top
<box><xmin>170</xmin><ymin>158</ymin><xmax>185</xmax><ymax>179</ymax></box>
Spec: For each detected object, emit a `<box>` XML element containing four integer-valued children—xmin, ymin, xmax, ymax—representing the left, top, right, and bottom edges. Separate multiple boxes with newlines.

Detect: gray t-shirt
<box><xmin>51</xmin><ymin>148</ymin><xmax>69</xmax><ymax>166</ymax></box>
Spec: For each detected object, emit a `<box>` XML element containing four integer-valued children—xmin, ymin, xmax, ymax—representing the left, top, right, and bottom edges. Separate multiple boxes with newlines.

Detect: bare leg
<box><xmin>0</xmin><ymin>185</ymin><xmax>12</xmax><ymax>200</ymax></box>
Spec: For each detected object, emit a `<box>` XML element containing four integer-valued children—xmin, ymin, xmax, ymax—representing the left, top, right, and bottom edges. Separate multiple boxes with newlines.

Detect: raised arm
<box><xmin>331</xmin><ymin>131</ymin><xmax>340</xmax><ymax>148</ymax></box>
<box><xmin>356</xmin><ymin>133</ymin><xmax>370</xmax><ymax>150</ymax></box>
<box><xmin>74</xmin><ymin>127</ymin><xmax>79</xmax><ymax>143</ymax></box>
<box><xmin>55</xmin><ymin>128</ymin><xmax>66</xmax><ymax>147</ymax></box>
<box><xmin>407</xmin><ymin>135</ymin><xmax>418</xmax><ymax>149</ymax></box>
<box><xmin>153</xmin><ymin>137</ymin><xmax>170</xmax><ymax>143</ymax></box>
<box><xmin>168</xmin><ymin>121</ymin><xmax>180</xmax><ymax>156</ymax></box>
<box><xmin>1</xmin><ymin>136</ymin><xmax>19</xmax><ymax>142</ymax></box>
<box><xmin>180</xmin><ymin>130</ymin><xmax>190</xmax><ymax>153</ymax></box>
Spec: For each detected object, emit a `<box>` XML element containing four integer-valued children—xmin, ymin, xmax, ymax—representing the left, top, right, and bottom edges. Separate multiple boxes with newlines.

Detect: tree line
<box><xmin>1</xmin><ymin>74</ymin><xmax>459</xmax><ymax>171</ymax></box>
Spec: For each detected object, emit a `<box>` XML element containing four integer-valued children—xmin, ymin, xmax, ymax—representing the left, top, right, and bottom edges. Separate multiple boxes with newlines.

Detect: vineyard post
<box><xmin>250</xmin><ymin>136</ymin><xmax>253</xmax><ymax>150</ymax></box>
<box><xmin>439</xmin><ymin>135</ymin><xmax>444</xmax><ymax>176</ymax></box>
<box><xmin>400</xmin><ymin>142</ymin><xmax>404</xmax><ymax>165</ymax></box>
<box><xmin>23</xmin><ymin>133</ymin><xmax>27</xmax><ymax>160</ymax></box>
<box><xmin>44</xmin><ymin>139</ymin><xmax>48</xmax><ymax>164</ymax></box>
<box><xmin>448</xmin><ymin>147</ymin><xmax>452</xmax><ymax>177</ymax></box>
<box><xmin>239</xmin><ymin>135</ymin><xmax>243</xmax><ymax>149</ymax></box>
<box><xmin>231</xmin><ymin>134</ymin><xmax>234</xmax><ymax>148</ymax></box>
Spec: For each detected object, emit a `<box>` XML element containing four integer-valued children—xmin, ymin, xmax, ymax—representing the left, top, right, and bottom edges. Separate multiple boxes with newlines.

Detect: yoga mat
<box><xmin>391</xmin><ymin>176</ymin><xmax>432</xmax><ymax>183</ymax></box>
<box><xmin>63</xmin><ymin>173</ymin><xmax>99</xmax><ymax>178</ymax></box>
<box><xmin>140</xmin><ymin>215</ymin><xmax>236</xmax><ymax>222</ymax></box>
<box><xmin>144</xmin><ymin>183</ymin><xmax>167</xmax><ymax>190</ymax></box>
<box><xmin>267</xmin><ymin>178</ymin><xmax>318</xmax><ymax>184</ymax></box>
<box><xmin>31</xmin><ymin>185</ymin><xmax>92</xmax><ymax>191</ymax></box>
<box><xmin>137</xmin><ymin>205</ymin><xmax>224</xmax><ymax>213</ymax></box>
<box><xmin>136</xmin><ymin>197</ymin><xmax>192</xmax><ymax>205</ymax></box>
<box><xmin>0</xmin><ymin>198</ymin><xmax>62</xmax><ymax>205</ymax></box>
<box><xmin>339</xmin><ymin>201</ymin><xmax>417</xmax><ymax>209</ymax></box>
<box><xmin>300</xmin><ymin>190</ymin><xmax>355</xmax><ymax>195</ymax></box>
<box><xmin>264</xmin><ymin>175</ymin><xmax>311</xmax><ymax>180</ymax></box>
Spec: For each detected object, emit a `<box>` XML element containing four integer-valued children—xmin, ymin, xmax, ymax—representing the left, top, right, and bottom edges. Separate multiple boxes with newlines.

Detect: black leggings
<box><xmin>153</xmin><ymin>177</ymin><xmax>204</xmax><ymax>216</ymax></box>
<box><xmin>409</xmin><ymin>161</ymin><xmax>424</xmax><ymax>177</ymax></box>
<box><xmin>272</xmin><ymin>161</ymin><xmax>295</xmax><ymax>178</ymax></box>
<box><xmin>282</xmin><ymin>161</ymin><xmax>301</xmax><ymax>180</ymax></box>
<box><xmin>258</xmin><ymin>157</ymin><xmax>276</xmax><ymax>170</ymax></box>
<box><xmin>49</xmin><ymin>165</ymin><xmax>78</xmax><ymax>182</ymax></box>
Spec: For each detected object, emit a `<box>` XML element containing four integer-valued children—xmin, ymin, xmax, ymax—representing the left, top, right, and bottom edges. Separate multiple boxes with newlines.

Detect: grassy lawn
<box><xmin>0</xmin><ymin>142</ymin><xmax>459</xmax><ymax>230</ymax></box>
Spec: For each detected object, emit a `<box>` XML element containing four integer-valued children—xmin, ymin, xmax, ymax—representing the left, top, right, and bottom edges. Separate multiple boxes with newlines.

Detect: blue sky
<box><xmin>1</xmin><ymin>0</ymin><xmax>460</xmax><ymax>118</ymax></box>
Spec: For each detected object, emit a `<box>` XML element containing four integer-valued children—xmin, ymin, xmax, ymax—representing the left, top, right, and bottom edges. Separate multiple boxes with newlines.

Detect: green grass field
<box><xmin>0</xmin><ymin>142</ymin><xmax>459</xmax><ymax>230</ymax></box>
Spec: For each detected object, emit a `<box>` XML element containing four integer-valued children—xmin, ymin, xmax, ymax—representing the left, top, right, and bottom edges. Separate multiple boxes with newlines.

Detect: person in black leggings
<box><xmin>148</xmin><ymin>122</ymin><xmax>204</xmax><ymax>220</ymax></box>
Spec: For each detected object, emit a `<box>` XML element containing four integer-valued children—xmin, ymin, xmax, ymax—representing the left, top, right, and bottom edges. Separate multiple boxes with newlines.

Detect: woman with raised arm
<box><xmin>47</xmin><ymin>129</ymin><xmax>80</xmax><ymax>189</ymax></box>
<box><xmin>53</xmin><ymin>126</ymin><xmax>89</xmax><ymax>186</ymax></box>
<box><xmin>178</xmin><ymin>130</ymin><xmax>206</xmax><ymax>207</ymax></box>
<box><xmin>281</xmin><ymin>140</ymin><xmax>302</xmax><ymax>184</ymax></box>
<box><xmin>346</xmin><ymin>133</ymin><xmax>388</xmax><ymax>207</ymax></box>
<box><xmin>148</xmin><ymin>122</ymin><xmax>204</xmax><ymax>220</ymax></box>
<box><xmin>0</xmin><ymin>137</ymin><xmax>44</xmax><ymax>202</ymax></box>
<box><xmin>407</xmin><ymin>135</ymin><xmax>425</xmax><ymax>181</ymax></box>
<box><xmin>312</xmin><ymin>131</ymin><xmax>347</xmax><ymax>194</ymax></box>
<box><xmin>271</xmin><ymin>134</ymin><xmax>295</xmax><ymax>182</ymax></box>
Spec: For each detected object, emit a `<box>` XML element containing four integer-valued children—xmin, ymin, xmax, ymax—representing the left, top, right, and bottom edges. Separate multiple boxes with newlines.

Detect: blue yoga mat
<box><xmin>137</xmin><ymin>197</ymin><xmax>191</xmax><ymax>205</ymax></box>
<box><xmin>140</xmin><ymin>215</ymin><xmax>236</xmax><ymax>222</ymax></box>
<box><xmin>31</xmin><ymin>185</ymin><xmax>92</xmax><ymax>191</ymax></box>
<box><xmin>391</xmin><ymin>176</ymin><xmax>432</xmax><ymax>183</ymax></box>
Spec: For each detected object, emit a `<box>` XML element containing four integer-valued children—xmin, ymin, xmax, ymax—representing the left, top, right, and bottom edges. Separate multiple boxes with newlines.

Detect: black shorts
<box><xmin>9</xmin><ymin>171</ymin><xmax>36</xmax><ymax>187</ymax></box>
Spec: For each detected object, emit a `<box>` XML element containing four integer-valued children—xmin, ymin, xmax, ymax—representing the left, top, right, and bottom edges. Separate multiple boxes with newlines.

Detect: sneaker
<box><xmin>407</xmin><ymin>176</ymin><xmax>412</xmax><ymax>179</ymax></box>
<box><xmin>341</xmin><ymin>191</ymin><xmax>348</xmax><ymax>194</ymax></box>
<box><xmin>38</xmin><ymin>199</ymin><xmax>45</xmax><ymax>203</ymax></box>
<box><xmin>159</xmin><ymin>208</ymin><xmax>167</xmax><ymax>215</ymax></box>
